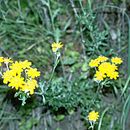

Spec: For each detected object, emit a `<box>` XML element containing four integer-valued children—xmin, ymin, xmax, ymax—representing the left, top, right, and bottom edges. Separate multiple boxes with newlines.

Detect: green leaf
<box><xmin>54</xmin><ymin>114</ymin><xmax>65</xmax><ymax>121</ymax></box>
<box><xmin>81</xmin><ymin>63</ymin><xmax>88</xmax><ymax>71</ymax></box>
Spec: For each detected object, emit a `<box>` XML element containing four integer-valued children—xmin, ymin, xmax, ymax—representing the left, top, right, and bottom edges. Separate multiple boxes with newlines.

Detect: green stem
<box><xmin>79</xmin><ymin>0</ymin><xmax>85</xmax><ymax>15</ymax></box>
<box><xmin>47</xmin><ymin>0</ymin><xmax>55</xmax><ymax>32</ymax></box>
<box><xmin>121</xmin><ymin>94</ymin><xmax>130</xmax><ymax>130</ymax></box>
<box><xmin>92</xmin><ymin>122</ymin><xmax>95</xmax><ymax>130</ymax></box>
<box><xmin>121</xmin><ymin>74</ymin><xmax>130</xmax><ymax>96</ymax></box>
<box><xmin>60</xmin><ymin>56</ymin><xmax>65</xmax><ymax>78</ymax></box>
<box><xmin>88</xmin><ymin>0</ymin><xmax>92</xmax><ymax>13</ymax></box>
<box><xmin>48</xmin><ymin>54</ymin><xmax>59</xmax><ymax>83</ymax></box>
<box><xmin>17</xmin><ymin>0</ymin><xmax>22</xmax><ymax>18</ymax></box>
<box><xmin>98</xmin><ymin>107</ymin><xmax>109</xmax><ymax>130</ymax></box>
<box><xmin>128</xmin><ymin>17</ymin><xmax>130</xmax><ymax>76</ymax></box>
<box><xmin>69</xmin><ymin>0</ymin><xmax>78</xmax><ymax>18</ymax></box>
<box><xmin>5</xmin><ymin>63</ymin><xmax>9</xmax><ymax>70</ymax></box>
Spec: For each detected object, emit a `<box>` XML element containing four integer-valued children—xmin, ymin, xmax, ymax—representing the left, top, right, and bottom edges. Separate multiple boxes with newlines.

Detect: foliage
<box><xmin>43</xmin><ymin>77</ymin><xmax>100</xmax><ymax>112</ymax></box>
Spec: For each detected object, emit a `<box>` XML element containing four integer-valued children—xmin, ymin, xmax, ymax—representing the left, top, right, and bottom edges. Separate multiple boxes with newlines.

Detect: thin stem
<box><xmin>98</xmin><ymin>107</ymin><xmax>109</xmax><ymax>130</ymax></box>
<box><xmin>121</xmin><ymin>74</ymin><xmax>130</xmax><ymax>96</ymax></box>
<box><xmin>69</xmin><ymin>0</ymin><xmax>78</xmax><ymax>18</ymax></box>
<box><xmin>0</xmin><ymin>71</ymin><xmax>2</xmax><ymax>77</ymax></box>
<box><xmin>5</xmin><ymin>63</ymin><xmax>9</xmax><ymax>70</ymax></box>
<box><xmin>79</xmin><ymin>26</ymin><xmax>88</xmax><ymax>60</ymax></box>
<box><xmin>79</xmin><ymin>0</ymin><xmax>85</xmax><ymax>15</ymax></box>
<box><xmin>60</xmin><ymin>56</ymin><xmax>65</xmax><ymax>78</ymax></box>
<box><xmin>17</xmin><ymin>0</ymin><xmax>23</xmax><ymax>18</ymax></box>
<box><xmin>92</xmin><ymin>122</ymin><xmax>95</xmax><ymax>130</ymax></box>
<box><xmin>121</xmin><ymin>94</ymin><xmax>130</xmax><ymax>130</ymax></box>
<box><xmin>88</xmin><ymin>0</ymin><xmax>92</xmax><ymax>13</ymax></box>
<box><xmin>47</xmin><ymin>0</ymin><xmax>55</xmax><ymax>32</ymax></box>
<box><xmin>89</xmin><ymin>121</ymin><xmax>95</xmax><ymax>130</ymax></box>
<box><xmin>48</xmin><ymin>54</ymin><xmax>59</xmax><ymax>83</ymax></box>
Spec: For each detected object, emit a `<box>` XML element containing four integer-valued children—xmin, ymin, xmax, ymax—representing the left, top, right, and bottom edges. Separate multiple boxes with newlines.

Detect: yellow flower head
<box><xmin>0</xmin><ymin>57</ymin><xmax>4</xmax><ymax>62</ymax></box>
<box><xmin>89</xmin><ymin>56</ymin><xmax>108</xmax><ymax>68</ymax></box>
<box><xmin>4</xmin><ymin>58</ymin><xmax>13</xmax><ymax>63</ymax></box>
<box><xmin>98</xmin><ymin>62</ymin><xmax>117</xmax><ymax>73</ymax></box>
<box><xmin>89</xmin><ymin>59</ymin><xmax>100</xmax><ymax>67</ymax></box>
<box><xmin>94</xmin><ymin>71</ymin><xmax>106</xmax><ymax>81</ymax></box>
<box><xmin>20</xmin><ymin>79</ymin><xmax>38</xmax><ymax>95</ymax></box>
<box><xmin>10</xmin><ymin>61</ymin><xmax>23</xmax><ymax>74</ymax></box>
<box><xmin>51</xmin><ymin>42</ymin><xmax>63</xmax><ymax>53</ymax></box>
<box><xmin>107</xmin><ymin>71</ymin><xmax>119</xmax><ymax>79</ymax></box>
<box><xmin>111</xmin><ymin>57</ymin><xmax>123</xmax><ymax>65</ymax></box>
<box><xmin>8</xmin><ymin>76</ymin><xmax>24</xmax><ymax>90</ymax></box>
<box><xmin>88</xmin><ymin>111</ymin><xmax>99</xmax><ymax>122</ymax></box>
<box><xmin>27</xmin><ymin>68</ymin><xmax>40</xmax><ymax>78</ymax></box>
<box><xmin>98</xmin><ymin>62</ymin><xmax>111</xmax><ymax>73</ymax></box>
<box><xmin>3</xmin><ymin>70</ymin><xmax>17</xmax><ymax>84</ymax></box>
<box><xmin>0</xmin><ymin>57</ymin><xmax>4</xmax><ymax>66</ymax></box>
<box><xmin>96</xmin><ymin>62</ymin><xmax>119</xmax><ymax>80</ymax></box>
<box><xmin>97</xmin><ymin>56</ymin><xmax>108</xmax><ymax>62</ymax></box>
<box><xmin>20</xmin><ymin>60</ymin><xmax>32</xmax><ymax>69</ymax></box>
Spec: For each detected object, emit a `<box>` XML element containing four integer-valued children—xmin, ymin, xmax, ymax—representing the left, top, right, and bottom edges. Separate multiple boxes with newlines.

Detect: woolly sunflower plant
<box><xmin>89</xmin><ymin>56</ymin><xmax>123</xmax><ymax>81</ymax></box>
<box><xmin>0</xmin><ymin>57</ymin><xmax>40</xmax><ymax>105</ymax></box>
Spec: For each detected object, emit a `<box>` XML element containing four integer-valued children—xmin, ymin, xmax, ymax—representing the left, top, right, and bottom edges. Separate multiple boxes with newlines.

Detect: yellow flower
<box><xmin>51</xmin><ymin>42</ymin><xmax>63</xmax><ymax>52</ymax></box>
<box><xmin>2</xmin><ymin>70</ymin><xmax>17</xmax><ymax>84</ymax></box>
<box><xmin>20</xmin><ymin>79</ymin><xmax>38</xmax><ymax>94</ymax></box>
<box><xmin>88</xmin><ymin>111</ymin><xmax>99</xmax><ymax>122</ymax></box>
<box><xmin>89</xmin><ymin>56</ymin><xmax>108</xmax><ymax>68</ymax></box>
<box><xmin>98</xmin><ymin>62</ymin><xmax>111</xmax><ymax>73</ymax></box>
<box><xmin>0</xmin><ymin>57</ymin><xmax>4</xmax><ymax>66</ymax></box>
<box><xmin>97</xmin><ymin>56</ymin><xmax>108</xmax><ymax>62</ymax></box>
<box><xmin>10</xmin><ymin>60</ymin><xmax>32</xmax><ymax>73</ymax></box>
<box><xmin>20</xmin><ymin>60</ymin><xmax>32</xmax><ymax>69</ymax></box>
<box><xmin>4</xmin><ymin>58</ymin><xmax>13</xmax><ymax>63</ymax></box>
<box><xmin>10</xmin><ymin>61</ymin><xmax>23</xmax><ymax>74</ymax></box>
<box><xmin>111</xmin><ymin>57</ymin><xmax>123</xmax><ymax>64</ymax></box>
<box><xmin>27</xmin><ymin>68</ymin><xmax>40</xmax><ymax>78</ymax></box>
<box><xmin>89</xmin><ymin>59</ymin><xmax>100</xmax><ymax>67</ymax></box>
<box><xmin>97</xmin><ymin>62</ymin><xmax>118</xmax><ymax>80</ymax></box>
<box><xmin>94</xmin><ymin>71</ymin><xmax>106</xmax><ymax>81</ymax></box>
<box><xmin>107</xmin><ymin>71</ymin><xmax>119</xmax><ymax>79</ymax></box>
<box><xmin>0</xmin><ymin>57</ymin><xmax>4</xmax><ymax>62</ymax></box>
<box><xmin>8</xmin><ymin>76</ymin><xmax>24</xmax><ymax>90</ymax></box>
<box><xmin>98</xmin><ymin>62</ymin><xmax>117</xmax><ymax>74</ymax></box>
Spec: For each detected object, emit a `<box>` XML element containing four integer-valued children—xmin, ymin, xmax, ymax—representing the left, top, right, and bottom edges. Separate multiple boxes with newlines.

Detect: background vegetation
<box><xmin>0</xmin><ymin>0</ymin><xmax>130</xmax><ymax>130</ymax></box>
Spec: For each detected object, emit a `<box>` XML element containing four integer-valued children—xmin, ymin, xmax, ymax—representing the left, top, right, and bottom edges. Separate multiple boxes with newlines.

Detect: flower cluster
<box><xmin>89</xmin><ymin>56</ymin><xmax>123</xmax><ymax>81</ymax></box>
<box><xmin>1</xmin><ymin>58</ymin><xmax>40</xmax><ymax>95</ymax></box>
<box><xmin>51</xmin><ymin>42</ymin><xmax>63</xmax><ymax>53</ymax></box>
<box><xmin>88</xmin><ymin>111</ymin><xmax>99</xmax><ymax>122</ymax></box>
